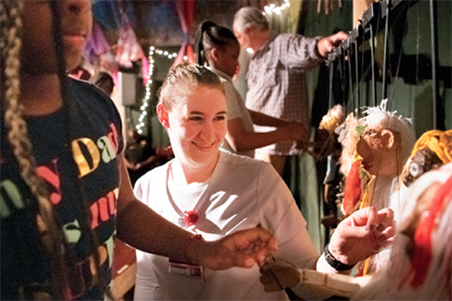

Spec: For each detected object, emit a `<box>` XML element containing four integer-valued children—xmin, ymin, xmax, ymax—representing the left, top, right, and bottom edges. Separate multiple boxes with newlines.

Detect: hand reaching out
<box><xmin>317</xmin><ymin>31</ymin><xmax>348</xmax><ymax>58</ymax></box>
<box><xmin>189</xmin><ymin>226</ymin><xmax>278</xmax><ymax>270</ymax></box>
<box><xmin>328</xmin><ymin>206</ymin><xmax>395</xmax><ymax>266</ymax></box>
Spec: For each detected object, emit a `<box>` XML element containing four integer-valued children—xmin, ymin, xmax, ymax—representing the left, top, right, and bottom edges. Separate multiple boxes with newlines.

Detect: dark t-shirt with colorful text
<box><xmin>1</xmin><ymin>78</ymin><xmax>124</xmax><ymax>300</ymax></box>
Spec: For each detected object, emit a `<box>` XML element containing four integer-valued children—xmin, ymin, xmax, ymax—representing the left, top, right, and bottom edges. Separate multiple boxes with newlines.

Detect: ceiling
<box><xmin>127</xmin><ymin>0</ymin><xmax>272</xmax><ymax>48</ymax></box>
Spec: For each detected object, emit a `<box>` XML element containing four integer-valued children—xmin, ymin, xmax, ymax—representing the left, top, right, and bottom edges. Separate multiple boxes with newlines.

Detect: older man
<box><xmin>233</xmin><ymin>6</ymin><xmax>347</xmax><ymax>175</ymax></box>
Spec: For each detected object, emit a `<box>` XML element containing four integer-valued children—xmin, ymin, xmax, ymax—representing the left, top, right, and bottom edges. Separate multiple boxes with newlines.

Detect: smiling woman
<box><xmin>156</xmin><ymin>63</ymin><xmax>228</xmax><ymax>184</ymax></box>
<box><xmin>133</xmin><ymin>64</ymin><xmax>320</xmax><ymax>300</ymax></box>
<box><xmin>132</xmin><ymin>63</ymin><xmax>396</xmax><ymax>301</ymax></box>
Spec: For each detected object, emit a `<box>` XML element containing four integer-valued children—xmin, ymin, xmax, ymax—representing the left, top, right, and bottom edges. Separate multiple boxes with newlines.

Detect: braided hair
<box><xmin>1</xmin><ymin>1</ymin><xmax>70</xmax><ymax>298</ymax></box>
<box><xmin>194</xmin><ymin>20</ymin><xmax>239</xmax><ymax>66</ymax></box>
<box><xmin>1</xmin><ymin>1</ymin><xmax>104</xmax><ymax>299</ymax></box>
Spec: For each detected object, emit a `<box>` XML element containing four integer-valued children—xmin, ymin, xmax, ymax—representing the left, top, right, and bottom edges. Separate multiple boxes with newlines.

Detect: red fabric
<box><xmin>142</xmin><ymin>56</ymin><xmax>149</xmax><ymax>86</ymax></box>
<box><xmin>399</xmin><ymin>173</ymin><xmax>452</xmax><ymax>290</ymax></box>
<box><xmin>173</xmin><ymin>0</ymin><xmax>196</xmax><ymax>66</ymax></box>
<box><xmin>343</xmin><ymin>160</ymin><xmax>362</xmax><ymax>215</ymax></box>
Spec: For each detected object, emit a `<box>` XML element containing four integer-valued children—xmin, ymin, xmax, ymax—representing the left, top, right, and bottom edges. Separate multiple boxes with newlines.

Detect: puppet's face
<box><xmin>403</xmin><ymin>148</ymin><xmax>443</xmax><ymax>187</ymax></box>
<box><xmin>357</xmin><ymin>126</ymin><xmax>399</xmax><ymax>178</ymax></box>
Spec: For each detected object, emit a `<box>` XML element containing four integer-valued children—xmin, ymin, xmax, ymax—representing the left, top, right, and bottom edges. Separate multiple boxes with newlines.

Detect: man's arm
<box><xmin>249</xmin><ymin>109</ymin><xmax>293</xmax><ymax>127</ymax></box>
<box><xmin>226</xmin><ymin>116</ymin><xmax>306</xmax><ymax>152</ymax></box>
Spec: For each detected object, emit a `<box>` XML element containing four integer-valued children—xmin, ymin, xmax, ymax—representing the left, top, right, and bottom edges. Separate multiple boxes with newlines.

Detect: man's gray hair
<box><xmin>234</xmin><ymin>7</ymin><xmax>269</xmax><ymax>33</ymax></box>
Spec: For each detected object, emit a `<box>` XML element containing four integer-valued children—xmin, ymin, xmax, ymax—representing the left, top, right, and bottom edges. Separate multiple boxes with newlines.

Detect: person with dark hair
<box><xmin>0</xmin><ymin>1</ymin><xmax>278</xmax><ymax>300</ymax></box>
<box><xmin>195</xmin><ymin>20</ymin><xmax>306</xmax><ymax>159</ymax></box>
<box><xmin>233</xmin><ymin>7</ymin><xmax>348</xmax><ymax>175</ymax></box>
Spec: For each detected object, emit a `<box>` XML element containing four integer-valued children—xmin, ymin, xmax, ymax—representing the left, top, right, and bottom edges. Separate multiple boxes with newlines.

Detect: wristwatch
<box><xmin>324</xmin><ymin>244</ymin><xmax>355</xmax><ymax>271</ymax></box>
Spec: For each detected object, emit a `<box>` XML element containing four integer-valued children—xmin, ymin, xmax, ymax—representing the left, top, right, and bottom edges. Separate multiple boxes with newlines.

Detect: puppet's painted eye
<box><xmin>409</xmin><ymin>161</ymin><xmax>422</xmax><ymax>178</ymax></box>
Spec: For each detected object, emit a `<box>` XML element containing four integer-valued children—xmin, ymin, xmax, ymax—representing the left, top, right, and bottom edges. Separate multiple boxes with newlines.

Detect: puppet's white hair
<box><xmin>360</xmin><ymin>99</ymin><xmax>416</xmax><ymax>167</ymax></box>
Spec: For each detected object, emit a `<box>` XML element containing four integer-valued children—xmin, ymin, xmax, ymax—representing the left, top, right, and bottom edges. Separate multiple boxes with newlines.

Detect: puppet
<box><xmin>401</xmin><ymin>129</ymin><xmax>452</xmax><ymax>187</ymax></box>
<box><xmin>356</xmin><ymin>99</ymin><xmax>416</xmax><ymax>211</ymax></box>
<box><xmin>355</xmin><ymin>100</ymin><xmax>416</xmax><ymax>275</ymax></box>
<box><xmin>260</xmin><ymin>162</ymin><xmax>452</xmax><ymax>301</ymax></box>
<box><xmin>317</xmin><ymin>105</ymin><xmax>345</xmax><ymax>229</ymax></box>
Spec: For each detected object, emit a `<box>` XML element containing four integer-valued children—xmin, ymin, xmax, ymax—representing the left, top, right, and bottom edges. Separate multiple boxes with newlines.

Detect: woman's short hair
<box><xmin>158</xmin><ymin>63</ymin><xmax>225</xmax><ymax>111</ymax></box>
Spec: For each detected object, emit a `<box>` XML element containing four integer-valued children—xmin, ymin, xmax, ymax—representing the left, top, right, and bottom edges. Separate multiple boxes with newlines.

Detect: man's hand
<box><xmin>328</xmin><ymin>207</ymin><xmax>395</xmax><ymax>266</ymax></box>
<box><xmin>317</xmin><ymin>31</ymin><xmax>348</xmax><ymax>58</ymax></box>
<box><xmin>188</xmin><ymin>227</ymin><xmax>278</xmax><ymax>270</ymax></box>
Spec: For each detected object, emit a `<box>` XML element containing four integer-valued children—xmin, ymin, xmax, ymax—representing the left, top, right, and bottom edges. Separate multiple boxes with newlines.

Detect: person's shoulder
<box><xmin>273</xmin><ymin>33</ymin><xmax>297</xmax><ymax>41</ymax></box>
<box><xmin>142</xmin><ymin>160</ymin><xmax>170</xmax><ymax>178</ymax></box>
<box><xmin>68</xmin><ymin>76</ymin><xmax>97</xmax><ymax>91</ymax></box>
<box><xmin>68</xmin><ymin>77</ymin><xmax>112</xmax><ymax>100</ymax></box>
<box><xmin>67</xmin><ymin>77</ymin><xmax>117</xmax><ymax>111</ymax></box>
<box><xmin>218</xmin><ymin>150</ymin><xmax>271</xmax><ymax>170</ymax></box>
<box><xmin>221</xmin><ymin>79</ymin><xmax>237</xmax><ymax>98</ymax></box>
<box><xmin>217</xmin><ymin>151</ymin><xmax>283</xmax><ymax>188</ymax></box>
<box><xmin>275</xmin><ymin>32</ymin><xmax>307</xmax><ymax>43</ymax></box>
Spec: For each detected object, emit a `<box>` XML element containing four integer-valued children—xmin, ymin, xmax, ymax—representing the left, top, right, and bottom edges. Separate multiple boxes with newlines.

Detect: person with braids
<box><xmin>0</xmin><ymin>1</ymin><xmax>279</xmax><ymax>300</ymax></box>
<box><xmin>195</xmin><ymin>20</ymin><xmax>306</xmax><ymax>159</ymax></box>
<box><xmin>132</xmin><ymin>63</ymin><xmax>395</xmax><ymax>300</ymax></box>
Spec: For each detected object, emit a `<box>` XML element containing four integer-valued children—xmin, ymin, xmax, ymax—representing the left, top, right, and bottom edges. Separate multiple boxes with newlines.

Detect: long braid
<box><xmin>48</xmin><ymin>0</ymin><xmax>105</xmax><ymax>294</ymax></box>
<box><xmin>1</xmin><ymin>1</ymin><xmax>70</xmax><ymax>299</ymax></box>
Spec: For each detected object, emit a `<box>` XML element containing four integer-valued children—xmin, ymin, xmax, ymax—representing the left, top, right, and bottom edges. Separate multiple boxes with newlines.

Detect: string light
<box><xmin>135</xmin><ymin>46</ymin><xmax>176</xmax><ymax>134</ymax></box>
<box><xmin>263</xmin><ymin>0</ymin><xmax>290</xmax><ymax>15</ymax></box>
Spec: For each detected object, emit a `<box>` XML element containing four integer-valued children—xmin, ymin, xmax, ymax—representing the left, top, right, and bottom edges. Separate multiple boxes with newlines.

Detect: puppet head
<box><xmin>401</xmin><ymin>129</ymin><xmax>452</xmax><ymax>187</ymax></box>
<box><xmin>356</xmin><ymin>99</ymin><xmax>416</xmax><ymax>178</ymax></box>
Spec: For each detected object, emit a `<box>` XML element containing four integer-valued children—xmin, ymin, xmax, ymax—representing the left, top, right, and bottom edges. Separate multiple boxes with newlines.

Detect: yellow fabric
<box><xmin>412</xmin><ymin>130</ymin><xmax>452</xmax><ymax>164</ymax></box>
<box><xmin>399</xmin><ymin>129</ymin><xmax>452</xmax><ymax>187</ymax></box>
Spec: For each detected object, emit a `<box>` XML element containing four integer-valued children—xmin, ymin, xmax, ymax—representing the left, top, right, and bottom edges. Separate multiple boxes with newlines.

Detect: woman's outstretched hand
<box><xmin>188</xmin><ymin>227</ymin><xmax>278</xmax><ymax>270</ymax></box>
<box><xmin>328</xmin><ymin>206</ymin><xmax>395</xmax><ymax>266</ymax></box>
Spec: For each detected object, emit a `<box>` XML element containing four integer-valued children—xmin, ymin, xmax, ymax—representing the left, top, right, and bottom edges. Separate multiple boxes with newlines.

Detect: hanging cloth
<box><xmin>173</xmin><ymin>0</ymin><xmax>196</xmax><ymax>66</ymax></box>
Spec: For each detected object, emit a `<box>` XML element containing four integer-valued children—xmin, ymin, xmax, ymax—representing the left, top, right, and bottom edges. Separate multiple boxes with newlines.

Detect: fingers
<box><xmin>365</xmin><ymin>206</ymin><xmax>379</xmax><ymax>231</ymax></box>
<box><xmin>228</xmin><ymin>227</ymin><xmax>278</xmax><ymax>267</ymax></box>
<box><xmin>318</xmin><ymin>32</ymin><xmax>348</xmax><ymax>58</ymax></box>
<box><xmin>368</xmin><ymin>208</ymin><xmax>395</xmax><ymax>248</ymax></box>
<box><xmin>376</xmin><ymin>208</ymin><xmax>394</xmax><ymax>229</ymax></box>
<box><xmin>331</xmin><ymin>31</ymin><xmax>348</xmax><ymax>44</ymax></box>
<box><xmin>375</xmin><ymin>220</ymin><xmax>396</xmax><ymax>249</ymax></box>
<box><xmin>348</xmin><ymin>206</ymin><xmax>394</xmax><ymax>230</ymax></box>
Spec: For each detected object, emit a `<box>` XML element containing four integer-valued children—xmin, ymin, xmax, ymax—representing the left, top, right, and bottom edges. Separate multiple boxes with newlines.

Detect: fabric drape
<box><xmin>173</xmin><ymin>0</ymin><xmax>196</xmax><ymax>66</ymax></box>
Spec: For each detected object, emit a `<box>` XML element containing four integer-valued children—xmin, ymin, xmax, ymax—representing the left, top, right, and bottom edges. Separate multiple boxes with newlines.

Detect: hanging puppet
<box><xmin>317</xmin><ymin>104</ymin><xmax>345</xmax><ymax>226</ymax></box>
<box><xmin>356</xmin><ymin>99</ymin><xmax>416</xmax><ymax>275</ymax></box>
<box><xmin>355</xmin><ymin>99</ymin><xmax>416</xmax><ymax>210</ymax></box>
<box><xmin>338</xmin><ymin>99</ymin><xmax>416</xmax><ymax>216</ymax></box>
